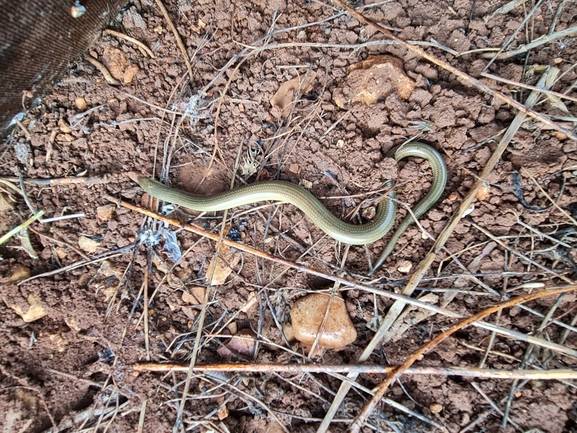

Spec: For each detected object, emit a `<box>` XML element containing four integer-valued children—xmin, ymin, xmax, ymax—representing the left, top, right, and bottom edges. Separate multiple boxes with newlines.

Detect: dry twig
<box><xmin>133</xmin><ymin>362</ymin><xmax>577</xmax><ymax>380</ymax></box>
<box><xmin>105</xmin><ymin>29</ymin><xmax>155</xmax><ymax>58</ymax></box>
<box><xmin>153</xmin><ymin>0</ymin><xmax>193</xmax><ymax>80</ymax></box>
<box><xmin>350</xmin><ymin>285</ymin><xmax>577</xmax><ymax>432</ymax></box>
<box><xmin>85</xmin><ymin>55</ymin><xmax>121</xmax><ymax>85</ymax></box>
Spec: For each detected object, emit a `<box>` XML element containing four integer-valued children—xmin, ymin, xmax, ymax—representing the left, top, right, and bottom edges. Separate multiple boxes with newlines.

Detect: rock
<box><xmin>290</xmin><ymin>292</ymin><xmax>357</xmax><ymax>350</ymax></box>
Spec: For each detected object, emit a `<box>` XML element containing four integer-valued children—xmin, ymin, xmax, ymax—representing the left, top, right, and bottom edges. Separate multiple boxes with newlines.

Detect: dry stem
<box><xmin>133</xmin><ymin>362</ymin><xmax>577</xmax><ymax>380</ymax></box>
<box><xmin>350</xmin><ymin>285</ymin><xmax>577</xmax><ymax>432</ymax></box>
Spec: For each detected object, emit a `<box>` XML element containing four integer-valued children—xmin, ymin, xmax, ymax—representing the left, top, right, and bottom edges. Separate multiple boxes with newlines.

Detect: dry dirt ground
<box><xmin>1</xmin><ymin>0</ymin><xmax>577</xmax><ymax>432</ymax></box>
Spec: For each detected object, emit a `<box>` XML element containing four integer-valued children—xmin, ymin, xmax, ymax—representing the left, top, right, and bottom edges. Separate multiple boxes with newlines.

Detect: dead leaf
<box><xmin>546</xmin><ymin>93</ymin><xmax>570</xmax><ymax>115</ymax></box>
<box><xmin>78</xmin><ymin>236</ymin><xmax>99</xmax><ymax>254</ymax></box>
<box><xmin>1</xmin><ymin>264</ymin><xmax>31</xmax><ymax>283</ymax></box>
<box><xmin>152</xmin><ymin>254</ymin><xmax>170</xmax><ymax>273</ymax></box>
<box><xmin>55</xmin><ymin>247</ymin><xmax>67</xmax><ymax>259</ymax></box>
<box><xmin>56</xmin><ymin>133</ymin><xmax>74</xmax><ymax>142</ymax></box>
<box><xmin>0</xmin><ymin>191</ymin><xmax>15</xmax><ymax>211</ymax></box>
<box><xmin>96</xmin><ymin>204</ymin><xmax>116</xmax><ymax>221</ymax></box>
<box><xmin>397</xmin><ymin>260</ymin><xmax>412</xmax><ymax>273</ymax></box>
<box><xmin>270</xmin><ymin>72</ymin><xmax>316</xmax><ymax>119</ymax></box>
<box><xmin>182</xmin><ymin>286</ymin><xmax>206</xmax><ymax>305</ymax></box>
<box><xmin>58</xmin><ymin>118</ymin><xmax>72</xmax><ymax>133</ymax></box>
<box><xmin>96</xmin><ymin>260</ymin><xmax>123</xmax><ymax>278</ymax></box>
<box><xmin>217</xmin><ymin>403</ymin><xmax>229</xmax><ymax>420</ymax></box>
<box><xmin>190</xmin><ymin>18</ymin><xmax>207</xmax><ymax>33</ymax></box>
<box><xmin>49</xmin><ymin>333</ymin><xmax>69</xmax><ymax>352</ymax></box>
<box><xmin>181</xmin><ymin>305</ymin><xmax>197</xmax><ymax>320</ymax></box>
<box><xmin>75</xmin><ymin>97</ymin><xmax>88</xmax><ymax>110</ymax></box>
<box><xmin>227</xmin><ymin>322</ymin><xmax>238</xmax><ymax>335</ymax></box>
<box><xmin>332</xmin><ymin>55</ymin><xmax>416</xmax><ymax>109</ymax></box>
<box><xmin>10</xmin><ymin>293</ymin><xmax>47</xmax><ymax>322</ymax></box>
<box><xmin>18</xmin><ymin>228</ymin><xmax>38</xmax><ymax>259</ymax></box>
<box><xmin>206</xmin><ymin>244</ymin><xmax>241</xmax><ymax>286</ymax></box>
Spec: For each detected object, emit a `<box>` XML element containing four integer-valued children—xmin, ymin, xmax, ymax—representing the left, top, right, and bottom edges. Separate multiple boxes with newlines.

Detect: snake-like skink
<box><xmin>137</xmin><ymin>142</ymin><xmax>447</xmax><ymax>271</ymax></box>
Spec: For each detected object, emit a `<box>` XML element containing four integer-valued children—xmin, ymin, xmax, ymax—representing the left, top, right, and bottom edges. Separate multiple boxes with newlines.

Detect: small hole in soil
<box><xmin>360</xmin><ymin>126</ymin><xmax>380</xmax><ymax>139</ymax></box>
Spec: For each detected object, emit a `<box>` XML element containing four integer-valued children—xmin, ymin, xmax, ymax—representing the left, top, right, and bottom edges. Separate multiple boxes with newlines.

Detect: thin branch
<box><xmin>105</xmin><ymin>29</ymin><xmax>155</xmax><ymax>58</ymax></box>
<box><xmin>350</xmin><ymin>285</ymin><xmax>577</xmax><ymax>432</ymax></box>
<box><xmin>133</xmin><ymin>362</ymin><xmax>577</xmax><ymax>380</ymax></box>
<box><xmin>153</xmin><ymin>0</ymin><xmax>193</xmax><ymax>81</ymax></box>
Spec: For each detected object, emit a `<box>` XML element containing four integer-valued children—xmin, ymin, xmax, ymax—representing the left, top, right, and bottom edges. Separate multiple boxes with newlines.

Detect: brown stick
<box><xmin>350</xmin><ymin>285</ymin><xmax>577</xmax><ymax>432</ymax></box>
<box><xmin>153</xmin><ymin>0</ymin><xmax>193</xmax><ymax>81</ymax></box>
<box><xmin>0</xmin><ymin>176</ymin><xmax>110</xmax><ymax>186</ymax></box>
<box><xmin>133</xmin><ymin>362</ymin><xmax>577</xmax><ymax>380</ymax></box>
<box><xmin>85</xmin><ymin>55</ymin><xmax>120</xmax><ymax>86</ymax></box>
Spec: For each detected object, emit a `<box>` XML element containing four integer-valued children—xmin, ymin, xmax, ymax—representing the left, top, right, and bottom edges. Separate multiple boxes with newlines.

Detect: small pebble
<box><xmin>75</xmin><ymin>97</ymin><xmax>88</xmax><ymax>110</ymax></box>
<box><xmin>397</xmin><ymin>260</ymin><xmax>412</xmax><ymax>273</ymax></box>
<box><xmin>290</xmin><ymin>292</ymin><xmax>357</xmax><ymax>350</ymax></box>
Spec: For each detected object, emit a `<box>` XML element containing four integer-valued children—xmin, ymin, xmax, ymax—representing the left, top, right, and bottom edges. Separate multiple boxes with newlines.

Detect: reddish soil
<box><xmin>1</xmin><ymin>0</ymin><xmax>576</xmax><ymax>432</ymax></box>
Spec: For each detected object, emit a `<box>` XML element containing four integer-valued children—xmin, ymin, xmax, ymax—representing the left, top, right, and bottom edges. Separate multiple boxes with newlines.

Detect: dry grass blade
<box><xmin>350</xmin><ymin>285</ymin><xmax>577</xmax><ymax>432</ymax></box>
<box><xmin>137</xmin><ymin>400</ymin><xmax>147</xmax><ymax>433</ymax></box>
<box><xmin>471</xmin><ymin>382</ymin><xmax>522</xmax><ymax>431</ymax></box>
<box><xmin>481</xmin><ymin>72</ymin><xmax>577</xmax><ymax>104</ymax></box>
<box><xmin>0</xmin><ymin>210</ymin><xmax>44</xmax><ymax>246</ymax></box>
<box><xmin>85</xmin><ymin>54</ymin><xmax>121</xmax><ymax>85</ymax></box>
<box><xmin>468</xmin><ymin>219</ymin><xmax>573</xmax><ymax>284</ymax></box>
<box><xmin>105</xmin><ymin>29</ymin><xmax>155</xmax><ymax>58</ymax></box>
<box><xmin>18</xmin><ymin>248</ymin><xmax>131</xmax><ymax>284</ymax></box>
<box><xmin>481</xmin><ymin>25</ymin><xmax>577</xmax><ymax>60</ymax></box>
<box><xmin>153</xmin><ymin>0</ymin><xmax>193</xmax><ymax>81</ymax></box>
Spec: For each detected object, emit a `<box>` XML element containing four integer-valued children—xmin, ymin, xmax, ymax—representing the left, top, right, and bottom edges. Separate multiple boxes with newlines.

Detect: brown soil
<box><xmin>1</xmin><ymin>0</ymin><xmax>576</xmax><ymax>432</ymax></box>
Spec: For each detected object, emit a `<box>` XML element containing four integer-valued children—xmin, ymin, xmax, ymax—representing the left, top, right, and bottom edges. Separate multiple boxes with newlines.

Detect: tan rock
<box><xmin>290</xmin><ymin>292</ymin><xmax>357</xmax><ymax>350</ymax></box>
<box><xmin>333</xmin><ymin>55</ymin><xmax>416</xmax><ymax>109</ymax></box>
